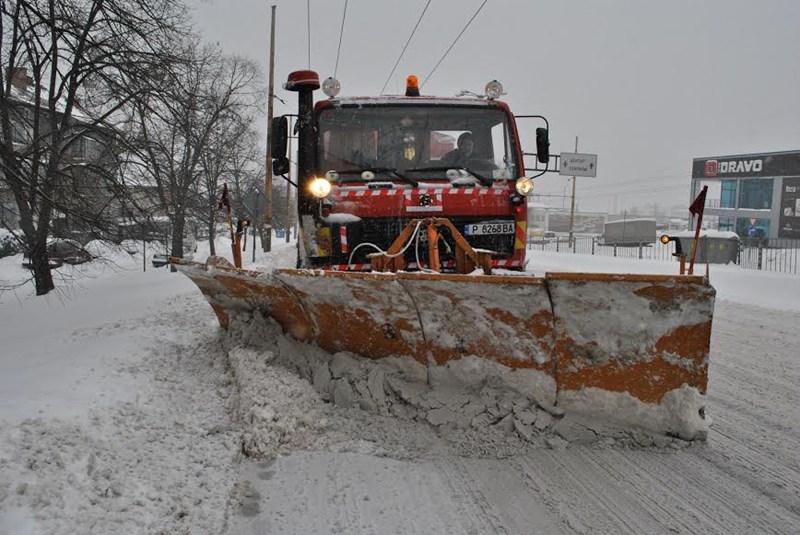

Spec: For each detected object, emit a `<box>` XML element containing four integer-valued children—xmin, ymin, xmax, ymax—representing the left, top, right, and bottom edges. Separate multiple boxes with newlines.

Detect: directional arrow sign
<box><xmin>560</xmin><ymin>152</ymin><xmax>598</xmax><ymax>177</ymax></box>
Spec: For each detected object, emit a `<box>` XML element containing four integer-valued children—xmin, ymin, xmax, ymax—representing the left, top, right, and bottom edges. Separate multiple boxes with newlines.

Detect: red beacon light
<box><xmin>405</xmin><ymin>75</ymin><xmax>420</xmax><ymax>97</ymax></box>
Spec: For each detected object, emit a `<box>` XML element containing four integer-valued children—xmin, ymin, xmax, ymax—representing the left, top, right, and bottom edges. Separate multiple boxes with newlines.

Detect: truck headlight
<box><xmin>309</xmin><ymin>177</ymin><xmax>332</xmax><ymax>199</ymax></box>
<box><xmin>515</xmin><ymin>177</ymin><xmax>534</xmax><ymax>196</ymax></box>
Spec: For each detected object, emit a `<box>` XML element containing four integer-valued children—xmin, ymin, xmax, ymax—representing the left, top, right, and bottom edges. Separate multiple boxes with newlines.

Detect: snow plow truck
<box><xmin>173</xmin><ymin>71</ymin><xmax>715</xmax><ymax>440</ymax></box>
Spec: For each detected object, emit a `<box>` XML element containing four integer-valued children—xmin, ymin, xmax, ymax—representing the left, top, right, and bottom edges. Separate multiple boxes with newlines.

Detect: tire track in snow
<box><xmin>231</xmin><ymin>452</ymin><xmax>500</xmax><ymax>534</ymax></box>
<box><xmin>703</xmin><ymin>301</ymin><xmax>800</xmax><ymax>517</ymax></box>
<box><xmin>513</xmin><ymin>449</ymin><xmax>696</xmax><ymax>534</ymax></box>
<box><xmin>432</xmin><ymin>456</ymin><xmax>565</xmax><ymax>535</ymax></box>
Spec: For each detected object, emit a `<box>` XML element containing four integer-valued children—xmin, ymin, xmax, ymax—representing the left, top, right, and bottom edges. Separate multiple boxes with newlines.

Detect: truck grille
<box><xmin>332</xmin><ymin>217</ymin><xmax>516</xmax><ymax>266</ymax></box>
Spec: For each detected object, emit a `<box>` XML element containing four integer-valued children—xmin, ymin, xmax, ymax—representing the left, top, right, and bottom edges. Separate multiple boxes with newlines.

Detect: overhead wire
<box><xmin>537</xmin><ymin>186</ymin><xmax>688</xmax><ymax>198</ymax></box>
<box><xmin>577</xmin><ymin>172</ymin><xmax>692</xmax><ymax>193</ymax></box>
<box><xmin>380</xmin><ymin>0</ymin><xmax>432</xmax><ymax>95</ymax></box>
<box><xmin>334</xmin><ymin>0</ymin><xmax>349</xmax><ymax>78</ymax></box>
<box><xmin>583</xmin><ymin>184</ymin><xmax>688</xmax><ymax>199</ymax></box>
<box><xmin>421</xmin><ymin>0</ymin><xmax>489</xmax><ymax>88</ymax></box>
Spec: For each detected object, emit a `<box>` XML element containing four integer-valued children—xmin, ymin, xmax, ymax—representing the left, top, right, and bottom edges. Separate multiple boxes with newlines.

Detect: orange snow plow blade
<box><xmin>173</xmin><ymin>258</ymin><xmax>715</xmax><ymax>439</ymax></box>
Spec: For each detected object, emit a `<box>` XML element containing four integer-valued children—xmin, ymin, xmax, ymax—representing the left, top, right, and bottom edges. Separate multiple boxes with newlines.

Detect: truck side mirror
<box><xmin>536</xmin><ymin>127</ymin><xmax>549</xmax><ymax>164</ymax></box>
<box><xmin>271</xmin><ymin>116</ymin><xmax>288</xmax><ymax>158</ymax></box>
<box><xmin>273</xmin><ymin>157</ymin><xmax>290</xmax><ymax>176</ymax></box>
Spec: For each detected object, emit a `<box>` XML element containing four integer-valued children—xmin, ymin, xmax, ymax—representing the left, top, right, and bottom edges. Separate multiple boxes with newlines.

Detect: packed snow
<box><xmin>1</xmin><ymin>236</ymin><xmax>798</xmax><ymax>534</ymax></box>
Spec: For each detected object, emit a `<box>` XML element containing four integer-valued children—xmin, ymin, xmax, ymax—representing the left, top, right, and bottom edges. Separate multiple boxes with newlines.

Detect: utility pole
<box><xmin>285</xmin><ymin>124</ymin><xmax>293</xmax><ymax>243</ymax></box>
<box><xmin>252</xmin><ymin>190</ymin><xmax>260</xmax><ymax>263</ymax></box>
<box><xmin>263</xmin><ymin>4</ymin><xmax>277</xmax><ymax>252</ymax></box>
<box><xmin>568</xmin><ymin>136</ymin><xmax>578</xmax><ymax>246</ymax></box>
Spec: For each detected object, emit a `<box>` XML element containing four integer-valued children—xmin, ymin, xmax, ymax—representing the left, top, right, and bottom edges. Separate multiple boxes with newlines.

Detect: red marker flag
<box><xmin>217</xmin><ymin>183</ymin><xmax>231</xmax><ymax>211</ymax></box>
<box><xmin>689</xmin><ymin>186</ymin><xmax>708</xmax><ymax>217</ymax></box>
<box><xmin>687</xmin><ymin>185</ymin><xmax>708</xmax><ymax>275</ymax></box>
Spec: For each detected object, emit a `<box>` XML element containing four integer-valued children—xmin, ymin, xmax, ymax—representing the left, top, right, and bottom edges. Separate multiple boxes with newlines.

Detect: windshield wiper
<box><xmin>405</xmin><ymin>166</ymin><xmax>493</xmax><ymax>187</ymax></box>
<box><xmin>334</xmin><ymin>166</ymin><xmax>419</xmax><ymax>188</ymax></box>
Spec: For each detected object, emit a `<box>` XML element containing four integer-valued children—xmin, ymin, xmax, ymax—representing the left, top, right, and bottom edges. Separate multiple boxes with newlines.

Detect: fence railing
<box><xmin>527</xmin><ymin>236</ymin><xmax>800</xmax><ymax>275</ymax></box>
<box><xmin>737</xmin><ymin>238</ymin><xmax>800</xmax><ymax>274</ymax></box>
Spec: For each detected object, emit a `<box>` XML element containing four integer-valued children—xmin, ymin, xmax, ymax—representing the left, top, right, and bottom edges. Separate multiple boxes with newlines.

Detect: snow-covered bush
<box><xmin>0</xmin><ymin>229</ymin><xmax>21</xmax><ymax>258</ymax></box>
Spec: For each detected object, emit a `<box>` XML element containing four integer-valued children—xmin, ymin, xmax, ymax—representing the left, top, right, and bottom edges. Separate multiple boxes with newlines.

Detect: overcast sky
<box><xmin>190</xmin><ymin>0</ymin><xmax>800</xmax><ymax>214</ymax></box>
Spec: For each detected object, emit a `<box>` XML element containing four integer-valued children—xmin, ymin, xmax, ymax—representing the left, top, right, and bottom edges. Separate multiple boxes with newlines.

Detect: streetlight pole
<box><xmin>568</xmin><ymin>136</ymin><xmax>578</xmax><ymax>247</ymax></box>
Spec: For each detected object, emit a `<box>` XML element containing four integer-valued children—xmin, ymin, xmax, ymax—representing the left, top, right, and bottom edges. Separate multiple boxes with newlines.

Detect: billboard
<box><xmin>692</xmin><ymin>151</ymin><xmax>800</xmax><ymax>179</ymax></box>
<box><xmin>778</xmin><ymin>177</ymin><xmax>800</xmax><ymax>239</ymax></box>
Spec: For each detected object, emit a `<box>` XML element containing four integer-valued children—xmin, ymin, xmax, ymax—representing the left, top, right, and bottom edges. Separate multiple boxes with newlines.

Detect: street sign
<box><xmin>560</xmin><ymin>152</ymin><xmax>598</xmax><ymax>177</ymax></box>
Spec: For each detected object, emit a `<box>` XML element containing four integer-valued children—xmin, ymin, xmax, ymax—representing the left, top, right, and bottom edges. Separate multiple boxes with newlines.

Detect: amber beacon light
<box><xmin>405</xmin><ymin>75</ymin><xmax>420</xmax><ymax>96</ymax></box>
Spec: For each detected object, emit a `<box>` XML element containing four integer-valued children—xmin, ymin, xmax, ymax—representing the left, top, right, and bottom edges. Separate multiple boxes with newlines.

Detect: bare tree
<box><xmin>0</xmin><ymin>0</ymin><xmax>187</xmax><ymax>295</ymax></box>
<box><xmin>197</xmin><ymin>109</ymin><xmax>264</xmax><ymax>256</ymax></box>
<box><xmin>126</xmin><ymin>42</ymin><xmax>260</xmax><ymax>259</ymax></box>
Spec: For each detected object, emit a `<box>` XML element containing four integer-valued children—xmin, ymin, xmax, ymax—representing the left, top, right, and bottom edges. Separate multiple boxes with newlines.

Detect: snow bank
<box><xmin>0</xmin><ymin>291</ymin><xmax>242</xmax><ymax>534</ymax></box>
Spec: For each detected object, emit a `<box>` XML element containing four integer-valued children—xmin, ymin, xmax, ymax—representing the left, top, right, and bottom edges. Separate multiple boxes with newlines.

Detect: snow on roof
<box><xmin>9</xmin><ymin>82</ymin><xmax>92</xmax><ymax>122</ymax></box>
<box><xmin>324</xmin><ymin>96</ymin><xmax>495</xmax><ymax>108</ymax></box>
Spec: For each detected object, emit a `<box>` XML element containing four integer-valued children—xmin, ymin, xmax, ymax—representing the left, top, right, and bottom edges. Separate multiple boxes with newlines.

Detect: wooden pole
<box><xmin>252</xmin><ymin>195</ymin><xmax>257</xmax><ymax>263</ymax></box>
<box><xmin>263</xmin><ymin>4</ymin><xmax>277</xmax><ymax>252</ymax></box>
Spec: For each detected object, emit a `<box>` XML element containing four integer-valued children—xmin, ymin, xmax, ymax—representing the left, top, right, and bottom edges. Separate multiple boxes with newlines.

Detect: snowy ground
<box><xmin>0</xmin><ymin>237</ymin><xmax>798</xmax><ymax>534</ymax></box>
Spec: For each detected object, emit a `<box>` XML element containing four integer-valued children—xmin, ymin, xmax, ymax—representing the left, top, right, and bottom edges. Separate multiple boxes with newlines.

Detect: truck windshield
<box><xmin>317</xmin><ymin>105</ymin><xmax>517</xmax><ymax>181</ymax></box>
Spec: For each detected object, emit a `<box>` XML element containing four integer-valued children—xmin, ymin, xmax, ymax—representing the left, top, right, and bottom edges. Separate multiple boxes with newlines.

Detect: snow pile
<box><xmin>225</xmin><ymin>312</ymin><xmax>565</xmax><ymax>458</ymax></box>
<box><xmin>223</xmin><ymin>312</ymin><xmax>696</xmax><ymax>459</ymax></box>
<box><xmin>227</xmin><ymin>344</ymin><xmax>330</xmax><ymax>458</ymax></box>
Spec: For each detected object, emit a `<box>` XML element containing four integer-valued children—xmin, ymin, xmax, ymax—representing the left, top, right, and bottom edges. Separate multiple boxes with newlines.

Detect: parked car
<box><xmin>21</xmin><ymin>238</ymin><xmax>93</xmax><ymax>269</ymax></box>
<box><xmin>51</xmin><ymin>239</ymin><xmax>93</xmax><ymax>264</ymax></box>
<box><xmin>151</xmin><ymin>253</ymin><xmax>170</xmax><ymax>268</ymax></box>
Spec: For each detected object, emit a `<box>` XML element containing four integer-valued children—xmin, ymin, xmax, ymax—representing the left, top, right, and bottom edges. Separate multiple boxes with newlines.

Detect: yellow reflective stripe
<box><xmin>515</xmin><ymin>220</ymin><xmax>526</xmax><ymax>250</ymax></box>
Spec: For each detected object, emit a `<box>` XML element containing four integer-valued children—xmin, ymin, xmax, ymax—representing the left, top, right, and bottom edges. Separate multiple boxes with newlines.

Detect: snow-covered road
<box><xmin>1</xmin><ymin>245</ymin><xmax>798</xmax><ymax>534</ymax></box>
<box><xmin>228</xmin><ymin>300</ymin><xmax>800</xmax><ymax>535</ymax></box>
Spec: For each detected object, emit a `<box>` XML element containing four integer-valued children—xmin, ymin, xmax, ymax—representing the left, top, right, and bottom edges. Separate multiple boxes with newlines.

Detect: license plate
<box><xmin>464</xmin><ymin>221</ymin><xmax>515</xmax><ymax>236</ymax></box>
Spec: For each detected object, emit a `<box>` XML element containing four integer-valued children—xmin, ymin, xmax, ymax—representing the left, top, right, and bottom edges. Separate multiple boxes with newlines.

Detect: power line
<box><xmin>421</xmin><ymin>0</ymin><xmax>489</xmax><ymax>88</ymax></box>
<box><xmin>574</xmin><ymin>184</ymin><xmax>689</xmax><ymax>200</ymax></box>
<box><xmin>334</xmin><ymin>0</ymin><xmax>349</xmax><ymax>78</ymax></box>
<box><xmin>380</xmin><ymin>0</ymin><xmax>432</xmax><ymax>95</ymax></box>
<box><xmin>534</xmin><ymin>184</ymin><xmax>689</xmax><ymax>203</ymax></box>
<box><xmin>577</xmin><ymin>172</ymin><xmax>691</xmax><ymax>193</ymax></box>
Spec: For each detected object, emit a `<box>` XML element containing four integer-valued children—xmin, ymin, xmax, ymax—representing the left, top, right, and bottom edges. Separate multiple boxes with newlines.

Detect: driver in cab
<box><xmin>441</xmin><ymin>132</ymin><xmax>475</xmax><ymax>167</ymax></box>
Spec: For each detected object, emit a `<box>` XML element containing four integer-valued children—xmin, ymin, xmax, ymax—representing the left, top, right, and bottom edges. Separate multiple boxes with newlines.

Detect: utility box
<box><xmin>673</xmin><ymin>231</ymin><xmax>739</xmax><ymax>264</ymax></box>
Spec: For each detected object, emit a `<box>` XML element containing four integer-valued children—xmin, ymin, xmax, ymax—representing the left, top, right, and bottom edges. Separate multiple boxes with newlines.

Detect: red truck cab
<box><xmin>275</xmin><ymin>72</ymin><xmax>546</xmax><ymax>272</ymax></box>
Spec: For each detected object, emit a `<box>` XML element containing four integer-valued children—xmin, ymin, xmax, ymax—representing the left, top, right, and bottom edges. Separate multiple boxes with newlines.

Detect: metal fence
<box><xmin>737</xmin><ymin>239</ymin><xmax>800</xmax><ymax>274</ymax></box>
<box><xmin>527</xmin><ymin>236</ymin><xmax>800</xmax><ymax>275</ymax></box>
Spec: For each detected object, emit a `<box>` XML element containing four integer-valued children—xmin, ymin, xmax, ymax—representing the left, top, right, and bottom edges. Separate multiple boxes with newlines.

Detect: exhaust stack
<box><xmin>283</xmin><ymin>70</ymin><xmax>320</xmax><ymax>222</ymax></box>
